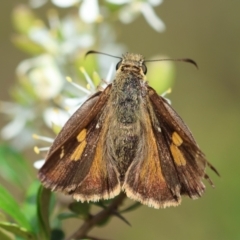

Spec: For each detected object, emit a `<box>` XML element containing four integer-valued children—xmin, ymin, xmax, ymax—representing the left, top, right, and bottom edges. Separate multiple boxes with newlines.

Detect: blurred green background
<box><xmin>1</xmin><ymin>1</ymin><xmax>240</xmax><ymax>240</ymax></box>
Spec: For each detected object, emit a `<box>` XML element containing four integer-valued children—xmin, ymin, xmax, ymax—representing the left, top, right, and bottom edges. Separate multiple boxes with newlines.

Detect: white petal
<box><xmin>119</xmin><ymin>5</ymin><xmax>137</xmax><ymax>24</ymax></box>
<box><xmin>43</xmin><ymin>107</ymin><xmax>70</xmax><ymax>128</ymax></box>
<box><xmin>33</xmin><ymin>160</ymin><xmax>45</xmax><ymax>169</ymax></box>
<box><xmin>1</xmin><ymin>117</ymin><xmax>26</xmax><ymax>140</ymax></box>
<box><xmin>79</xmin><ymin>67</ymin><xmax>96</xmax><ymax>91</ymax></box>
<box><xmin>62</xmin><ymin>35</ymin><xmax>94</xmax><ymax>54</ymax></box>
<box><xmin>66</xmin><ymin>77</ymin><xmax>91</xmax><ymax>94</ymax></box>
<box><xmin>140</xmin><ymin>3</ymin><xmax>165</xmax><ymax>32</ymax></box>
<box><xmin>11</xmin><ymin>129</ymin><xmax>36</xmax><ymax>150</ymax></box>
<box><xmin>51</xmin><ymin>0</ymin><xmax>80</xmax><ymax>7</ymax></box>
<box><xmin>148</xmin><ymin>0</ymin><xmax>163</xmax><ymax>7</ymax></box>
<box><xmin>105</xmin><ymin>0</ymin><xmax>130</xmax><ymax>4</ymax></box>
<box><xmin>79</xmin><ymin>0</ymin><xmax>99</xmax><ymax>23</ymax></box>
<box><xmin>63</xmin><ymin>97</ymin><xmax>88</xmax><ymax>107</ymax></box>
<box><xmin>29</xmin><ymin>0</ymin><xmax>48</xmax><ymax>8</ymax></box>
<box><xmin>18</xmin><ymin>55</ymin><xmax>65</xmax><ymax>100</ymax></box>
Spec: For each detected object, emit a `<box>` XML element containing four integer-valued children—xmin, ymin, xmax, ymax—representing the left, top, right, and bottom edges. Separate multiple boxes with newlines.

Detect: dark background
<box><xmin>1</xmin><ymin>1</ymin><xmax>240</xmax><ymax>239</ymax></box>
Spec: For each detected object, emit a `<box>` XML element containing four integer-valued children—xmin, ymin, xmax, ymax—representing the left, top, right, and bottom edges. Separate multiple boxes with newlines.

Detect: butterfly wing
<box><xmin>148</xmin><ymin>86</ymin><xmax>209</xmax><ymax>195</ymax></box>
<box><xmin>39</xmin><ymin>85</ymin><xmax>121</xmax><ymax>202</ymax></box>
<box><xmin>123</xmin><ymin>86</ymin><xmax>213</xmax><ymax>208</ymax></box>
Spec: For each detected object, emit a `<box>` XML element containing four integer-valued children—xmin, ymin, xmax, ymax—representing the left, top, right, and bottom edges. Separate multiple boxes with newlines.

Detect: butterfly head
<box><xmin>116</xmin><ymin>53</ymin><xmax>147</xmax><ymax>75</ymax></box>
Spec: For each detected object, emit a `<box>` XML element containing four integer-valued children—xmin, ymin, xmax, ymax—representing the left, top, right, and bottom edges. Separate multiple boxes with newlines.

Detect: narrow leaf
<box><xmin>37</xmin><ymin>186</ymin><xmax>51</xmax><ymax>240</ymax></box>
<box><xmin>0</xmin><ymin>185</ymin><xmax>32</xmax><ymax>231</ymax></box>
<box><xmin>0</xmin><ymin>222</ymin><xmax>35</xmax><ymax>240</ymax></box>
<box><xmin>22</xmin><ymin>181</ymin><xmax>41</xmax><ymax>234</ymax></box>
<box><xmin>57</xmin><ymin>212</ymin><xmax>79</xmax><ymax>221</ymax></box>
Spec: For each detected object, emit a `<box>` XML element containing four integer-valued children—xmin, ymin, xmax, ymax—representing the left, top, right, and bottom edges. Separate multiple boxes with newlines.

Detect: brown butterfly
<box><xmin>38</xmin><ymin>51</ymin><xmax>219</xmax><ymax>209</ymax></box>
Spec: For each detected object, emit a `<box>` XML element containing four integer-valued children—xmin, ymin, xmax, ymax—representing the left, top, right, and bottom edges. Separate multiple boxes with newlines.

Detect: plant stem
<box><xmin>65</xmin><ymin>193</ymin><xmax>126</xmax><ymax>240</ymax></box>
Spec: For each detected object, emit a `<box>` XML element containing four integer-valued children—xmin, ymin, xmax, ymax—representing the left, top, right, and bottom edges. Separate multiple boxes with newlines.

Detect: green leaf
<box><xmin>57</xmin><ymin>212</ymin><xmax>79</xmax><ymax>221</ymax></box>
<box><xmin>0</xmin><ymin>222</ymin><xmax>35</xmax><ymax>240</ymax></box>
<box><xmin>0</xmin><ymin>144</ymin><xmax>32</xmax><ymax>189</ymax></box>
<box><xmin>22</xmin><ymin>181</ymin><xmax>41</xmax><ymax>234</ymax></box>
<box><xmin>0</xmin><ymin>185</ymin><xmax>32</xmax><ymax>231</ymax></box>
<box><xmin>69</xmin><ymin>202</ymin><xmax>91</xmax><ymax>218</ymax></box>
<box><xmin>37</xmin><ymin>186</ymin><xmax>51</xmax><ymax>240</ymax></box>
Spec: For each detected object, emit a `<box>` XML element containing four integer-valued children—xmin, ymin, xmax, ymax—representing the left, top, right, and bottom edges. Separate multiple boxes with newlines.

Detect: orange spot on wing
<box><xmin>71</xmin><ymin>128</ymin><xmax>88</xmax><ymax>161</ymax></box>
<box><xmin>70</xmin><ymin>140</ymin><xmax>87</xmax><ymax>161</ymax></box>
<box><xmin>172</xmin><ymin>132</ymin><xmax>183</xmax><ymax>146</ymax></box>
<box><xmin>77</xmin><ymin>128</ymin><xmax>87</xmax><ymax>142</ymax></box>
<box><xmin>170</xmin><ymin>144</ymin><xmax>186</xmax><ymax>166</ymax></box>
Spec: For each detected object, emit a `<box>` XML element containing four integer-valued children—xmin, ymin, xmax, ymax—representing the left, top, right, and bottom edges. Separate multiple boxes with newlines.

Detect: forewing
<box><xmin>39</xmin><ymin>85</ymin><xmax>121</xmax><ymax>202</ymax></box>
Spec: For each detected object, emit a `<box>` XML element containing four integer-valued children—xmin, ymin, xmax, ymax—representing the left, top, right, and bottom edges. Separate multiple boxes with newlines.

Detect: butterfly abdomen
<box><xmin>106</xmin><ymin>72</ymin><xmax>146</xmax><ymax>180</ymax></box>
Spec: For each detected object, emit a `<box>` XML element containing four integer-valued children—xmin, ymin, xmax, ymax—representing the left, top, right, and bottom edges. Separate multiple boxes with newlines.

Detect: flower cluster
<box><xmin>29</xmin><ymin>0</ymin><xmax>165</xmax><ymax>32</ymax></box>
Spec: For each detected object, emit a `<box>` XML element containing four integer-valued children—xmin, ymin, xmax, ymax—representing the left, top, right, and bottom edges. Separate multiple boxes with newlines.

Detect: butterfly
<box><xmin>38</xmin><ymin>51</ymin><xmax>219</xmax><ymax>209</ymax></box>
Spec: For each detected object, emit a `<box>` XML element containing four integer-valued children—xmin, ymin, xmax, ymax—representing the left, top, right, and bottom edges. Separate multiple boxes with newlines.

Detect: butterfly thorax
<box><xmin>112</xmin><ymin>53</ymin><xmax>146</xmax><ymax>123</ymax></box>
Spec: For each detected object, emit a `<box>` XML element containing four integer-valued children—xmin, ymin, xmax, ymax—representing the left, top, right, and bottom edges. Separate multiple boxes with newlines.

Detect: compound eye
<box><xmin>142</xmin><ymin>64</ymin><xmax>147</xmax><ymax>74</ymax></box>
<box><xmin>116</xmin><ymin>60</ymin><xmax>122</xmax><ymax>70</ymax></box>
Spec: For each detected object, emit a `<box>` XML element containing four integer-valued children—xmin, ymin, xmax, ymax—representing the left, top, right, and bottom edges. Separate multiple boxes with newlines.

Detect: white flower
<box><xmin>17</xmin><ymin>55</ymin><xmax>65</xmax><ymax>100</ymax></box>
<box><xmin>79</xmin><ymin>0</ymin><xmax>100</xmax><ymax>23</ymax></box>
<box><xmin>43</xmin><ymin>108</ymin><xmax>70</xmax><ymax>129</ymax></box>
<box><xmin>115</xmin><ymin>0</ymin><xmax>165</xmax><ymax>32</ymax></box>
<box><xmin>29</xmin><ymin>26</ymin><xmax>59</xmax><ymax>54</ymax></box>
<box><xmin>51</xmin><ymin>0</ymin><xmax>100</xmax><ymax>23</ymax></box>
<box><xmin>140</xmin><ymin>2</ymin><xmax>165</xmax><ymax>32</ymax></box>
<box><xmin>31</xmin><ymin>0</ymin><xmax>164</xmax><ymax>31</ymax></box>
<box><xmin>33</xmin><ymin>159</ymin><xmax>45</xmax><ymax>169</ymax></box>
<box><xmin>58</xmin><ymin>68</ymin><xmax>99</xmax><ymax>115</ymax></box>
<box><xmin>51</xmin><ymin>0</ymin><xmax>80</xmax><ymax>7</ymax></box>
<box><xmin>0</xmin><ymin>102</ymin><xmax>35</xmax><ymax>150</ymax></box>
